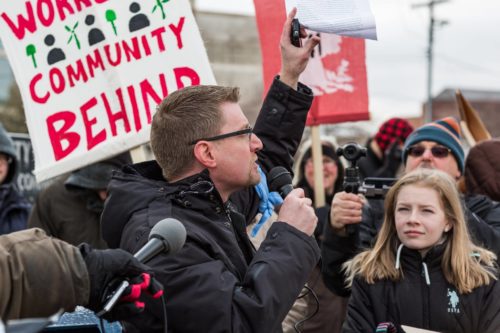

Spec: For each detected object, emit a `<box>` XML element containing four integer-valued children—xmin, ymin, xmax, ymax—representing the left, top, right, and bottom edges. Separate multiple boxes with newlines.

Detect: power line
<box><xmin>434</xmin><ymin>52</ymin><xmax>500</xmax><ymax>77</ymax></box>
<box><xmin>412</xmin><ymin>0</ymin><xmax>450</xmax><ymax>122</ymax></box>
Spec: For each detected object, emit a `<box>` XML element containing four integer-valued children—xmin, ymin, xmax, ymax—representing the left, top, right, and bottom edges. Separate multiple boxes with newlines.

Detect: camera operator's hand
<box><xmin>79</xmin><ymin>244</ymin><xmax>164</xmax><ymax>321</ymax></box>
<box><xmin>279</xmin><ymin>7</ymin><xmax>320</xmax><ymax>90</ymax></box>
<box><xmin>278</xmin><ymin>188</ymin><xmax>318</xmax><ymax>236</ymax></box>
<box><xmin>329</xmin><ymin>192</ymin><xmax>364</xmax><ymax>236</ymax></box>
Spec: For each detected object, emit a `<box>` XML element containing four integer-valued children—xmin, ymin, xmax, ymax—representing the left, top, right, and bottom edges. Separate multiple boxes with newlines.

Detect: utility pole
<box><xmin>412</xmin><ymin>0</ymin><xmax>449</xmax><ymax>123</ymax></box>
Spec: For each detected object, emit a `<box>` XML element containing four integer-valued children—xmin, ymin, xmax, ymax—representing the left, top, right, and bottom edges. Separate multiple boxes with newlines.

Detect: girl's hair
<box><xmin>344</xmin><ymin>168</ymin><xmax>497</xmax><ymax>294</ymax></box>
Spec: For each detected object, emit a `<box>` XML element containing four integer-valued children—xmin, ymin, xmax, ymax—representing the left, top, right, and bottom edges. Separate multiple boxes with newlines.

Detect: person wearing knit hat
<box><xmin>358</xmin><ymin>117</ymin><xmax>414</xmax><ymax>179</ymax></box>
<box><xmin>403</xmin><ymin>117</ymin><xmax>464</xmax><ymax>179</ymax></box>
<box><xmin>321</xmin><ymin>116</ymin><xmax>500</xmax><ymax>300</ymax></box>
<box><xmin>295</xmin><ymin>141</ymin><xmax>344</xmax><ymax>206</ymax></box>
<box><xmin>0</xmin><ymin>123</ymin><xmax>31</xmax><ymax>235</ymax></box>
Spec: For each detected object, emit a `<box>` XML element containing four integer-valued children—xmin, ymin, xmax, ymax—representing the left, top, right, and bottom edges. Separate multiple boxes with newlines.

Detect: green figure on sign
<box><xmin>26</xmin><ymin>44</ymin><xmax>37</xmax><ymax>68</ymax></box>
<box><xmin>106</xmin><ymin>9</ymin><xmax>118</xmax><ymax>35</ymax></box>
<box><xmin>152</xmin><ymin>0</ymin><xmax>170</xmax><ymax>20</ymax></box>
<box><xmin>65</xmin><ymin>22</ymin><xmax>81</xmax><ymax>50</ymax></box>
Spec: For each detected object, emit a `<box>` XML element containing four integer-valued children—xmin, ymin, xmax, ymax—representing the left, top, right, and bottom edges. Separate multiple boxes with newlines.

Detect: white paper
<box><xmin>285</xmin><ymin>0</ymin><xmax>377</xmax><ymax>40</ymax></box>
<box><xmin>401</xmin><ymin>325</ymin><xmax>441</xmax><ymax>333</ymax></box>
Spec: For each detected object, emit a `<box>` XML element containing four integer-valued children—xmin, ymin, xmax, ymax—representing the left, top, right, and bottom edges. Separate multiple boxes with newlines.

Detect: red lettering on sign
<box><xmin>29</xmin><ymin>73</ymin><xmax>49</xmax><ymax>104</ymax></box>
<box><xmin>169</xmin><ymin>17</ymin><xmax>185</xmax><ymax>49</ymax></box>
<box><xmin>175</xmin><ymin>67</ymin><xmax>200</xmax><ymax>89</ymax></box>
<box><xmin>1</xmin><ymin>0</ymin><xmax>108</xmax><ymax>40</ymax></box>
<box><xmin>102</xmin><ymin>88</ymin><xmax>131</xmax><ymax>136</ymax></box>
<box><xmin>0</xmin><ymin>3</ymin><xmax>37</xmax><ymax>40</ymax></box>
<box><xmin>55</xmin><ymin>0</ymin><xmax>75</xmax><ymax>21</ymax></box>
<box><xmin>80</xmin><ymin>97</ymin><xmax>106</xmax><ymax>150</ymax></box>
<box><xmin>37</xmin><ymin>0</ymin><xmax>55</xmax><ymax>27</ymax></box>
<box><xmin>47</xmin><ymin>111</ymin><xmax>80</xmax><ymax>161</ymax></box>
<box><xmin>150</xmin><ymin>27</ymin><xmax>167</xmax><ymax>52</ymax></box>
<box><xmin>140</xmin><ymin>73</ymin><xmax>168</xmax><ymax>125</ymax></box>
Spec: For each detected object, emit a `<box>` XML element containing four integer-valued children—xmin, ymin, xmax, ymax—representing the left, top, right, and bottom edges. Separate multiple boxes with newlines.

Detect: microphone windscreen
<box><xmin>267</xmin><ymin>166</ymin><xmax>293</xmax><ymax>193</ymax></box>
<box><xmin>150</xmin><ymin>218</ymin><xmax>187</xmax><ymax>254</ymax></box>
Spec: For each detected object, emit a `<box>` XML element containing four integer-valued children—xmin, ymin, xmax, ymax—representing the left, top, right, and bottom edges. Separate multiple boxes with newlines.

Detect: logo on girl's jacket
<box><xmin>447</xmin><ymin>288</ymin><xmax>460</xmax><ymax>313</ymax></box>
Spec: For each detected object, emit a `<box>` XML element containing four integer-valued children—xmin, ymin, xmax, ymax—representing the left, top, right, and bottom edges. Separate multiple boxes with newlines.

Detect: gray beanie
<box><xmin>0</xmin><ymin>123</ymin><xmax>17</xmax><ymax>184</ymax></box>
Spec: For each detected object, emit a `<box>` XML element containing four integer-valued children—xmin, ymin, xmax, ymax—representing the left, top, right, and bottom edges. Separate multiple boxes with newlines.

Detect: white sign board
<box><xmin>0</xmin><ymin>0</ymin><xmax>216</xmax><ymax>181</ymax></box>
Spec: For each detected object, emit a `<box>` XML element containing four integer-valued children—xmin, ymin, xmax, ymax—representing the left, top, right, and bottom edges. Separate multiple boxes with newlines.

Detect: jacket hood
<box><xmin>464</xmin><ymin>194</ymin><xmax>497</xmax><ymax>219</ymax></box>
<box><xmin>464</xmin><ymin>139</ymin><xmax>500</xmax><ymax>201</ymax></box>
<box><xmin>101</xmin><ymin>160</ymin><xmax>215</xmax><ymax>249</ymax></box>
<box><xmin>0</xmin><ymin>123</ymin><xmax>17</xmax><ymax>184</ymax></box>
<box><xmin>101</xmin><ymin>160</ymin><xmax>168</xmax><ymax>248</ymax></box>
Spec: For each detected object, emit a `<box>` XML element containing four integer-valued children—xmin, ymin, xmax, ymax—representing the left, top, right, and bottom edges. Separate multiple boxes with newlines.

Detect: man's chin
<box><xmin>249</xmin><ymin>173</ymin><xmax>261</xmax><ymax>187</ymax></box>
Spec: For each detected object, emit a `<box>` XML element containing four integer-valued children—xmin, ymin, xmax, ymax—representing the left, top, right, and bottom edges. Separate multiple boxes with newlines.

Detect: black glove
<box><xmin>79</xmin><ymin>244</ymin><xmax>164</xmax><ymax>321</ymax></box>
<box><xmin>379</xmin><ymin>141</ymin><xmax>403</xmax><ymax>177</ymax></box>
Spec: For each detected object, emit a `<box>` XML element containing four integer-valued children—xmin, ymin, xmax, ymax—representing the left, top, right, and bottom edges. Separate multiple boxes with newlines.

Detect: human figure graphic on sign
<box><xmin>299</xmin><ymin>33</ymin><xmax>354</xmax><ymax>96</ymax></box>
<box><xmin>44</xmin><ymin>34</ymin><xmax>66</xmax><ymax>65</ymax></box>
<box><xmin>85</xmin><ymin>14</ymin><xmax>105</xmax><ymax>46</ymax></box>
<box><xmin>129</xmin><ymin>2</ymin><xmax>150</xmax><ymax>32</ymax></box>
<box><xmin>65</xmin><ymin>22</ymin><xmax>81</xmax><ymax>50</ymax></box>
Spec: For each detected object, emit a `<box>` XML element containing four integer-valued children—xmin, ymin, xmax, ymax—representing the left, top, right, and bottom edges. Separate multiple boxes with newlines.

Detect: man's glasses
<box><xmin>406</xmin><ymin>145</ymin><xmax>451</xmax><ymax>158</ymax></box>
<box><xmin>189</xmin><ymin>127</ymin><xmax>253</xmax><ymax>145</ymax></box>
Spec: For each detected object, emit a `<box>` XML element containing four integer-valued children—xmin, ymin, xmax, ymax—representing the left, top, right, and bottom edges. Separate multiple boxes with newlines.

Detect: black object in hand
<box><xmin>337</xmin><ymin>143</ymin><xmax>367</xmax><ymax>235</ymax></box>
<box><xmin>291</xmin><ymin>18</ymin><xmax>301</xmax><ymax>47</ymax></box>
<box><xmin>268</xmin><ymin>166</ymin><xmax>294</xmax><ymax>198</ymax></box>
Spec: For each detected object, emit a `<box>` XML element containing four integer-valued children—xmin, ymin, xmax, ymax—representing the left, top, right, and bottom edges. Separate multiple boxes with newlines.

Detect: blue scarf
<box><xmin>250</xmin><ymin>166</ymin><xmax>284</xmax><ymax>237</ymax></box>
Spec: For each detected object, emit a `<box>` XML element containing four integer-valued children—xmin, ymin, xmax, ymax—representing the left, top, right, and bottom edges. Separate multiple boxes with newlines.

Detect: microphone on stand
<box><xmin>97</xmin><ymin>218</ymin><xmax>187</xmax><ymax>316</ymax></box>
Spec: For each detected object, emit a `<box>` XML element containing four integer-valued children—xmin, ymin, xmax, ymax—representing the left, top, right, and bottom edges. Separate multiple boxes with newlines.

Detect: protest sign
<box><xmin>10</xmin><ymin>132</ymin><xmax>39</xmax><ymax>203</ymax></box>
<box><xmin>0</xmin><ymin>0</ymin><xmax>215</xmax><ymax>181</ymax></box>
<box><xmin>254</xmin><ymin>0</ymin><xmax>369</xmax><ymax>125</ymax></box>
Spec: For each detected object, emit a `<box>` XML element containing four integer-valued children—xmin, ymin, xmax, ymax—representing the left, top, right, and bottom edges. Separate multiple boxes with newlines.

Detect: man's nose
<box><xmin>251</xmin><ymin>133</ymin><xmax>263</xmax><ymax>152</ymax></box>
<box><xmin>421</xmin><ymin>148</ymin><xmax>433</xmax><ymax>160</ymax></box>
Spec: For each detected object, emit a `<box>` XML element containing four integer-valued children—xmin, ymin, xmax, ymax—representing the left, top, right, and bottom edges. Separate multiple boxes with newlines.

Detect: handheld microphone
<box><xmin>267</xmin><ymin>166</ymin><xmax>294</xmax><ymax>198</ymax></box>
<box><xmin>97</xmin><ymin>218</ymin><xmax>187</xmax><ymax>316</ymax></box>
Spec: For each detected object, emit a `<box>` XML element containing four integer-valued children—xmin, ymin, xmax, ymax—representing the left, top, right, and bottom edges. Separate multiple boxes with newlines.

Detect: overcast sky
<box><xmin>195</xmin><ymin>0</ymin><xmax>500</xmax><ymax>124</ymax></box>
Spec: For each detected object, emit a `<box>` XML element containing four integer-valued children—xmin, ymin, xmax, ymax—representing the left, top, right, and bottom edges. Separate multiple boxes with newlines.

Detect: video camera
<box><xmin>337</xmin><ymin>142</ymin><xmax>396</xmax><ymax>199</ymax></box>
<box><xmin>359</xmin><ymin>177</ymin><xmax>396</xmax><ymax>199</ymax></box>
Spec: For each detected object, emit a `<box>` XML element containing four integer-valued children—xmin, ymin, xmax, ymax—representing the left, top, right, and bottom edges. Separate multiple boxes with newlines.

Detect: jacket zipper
<box><xmin>421</xmin><ymin>258</ymin><xmax>431</xmax><ymax>329</ymax></box>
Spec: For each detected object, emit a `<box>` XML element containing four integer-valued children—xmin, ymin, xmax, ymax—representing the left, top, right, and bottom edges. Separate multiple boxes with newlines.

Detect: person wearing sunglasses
<box><xmin>100</xmin><ymin>9</ymin><xmax>322</xmax><ymax>333</ymax></box>
<box><xmin>321</xmin><ymin>116</ymin><xmax>500</xmax><ymax>299</ymax></box>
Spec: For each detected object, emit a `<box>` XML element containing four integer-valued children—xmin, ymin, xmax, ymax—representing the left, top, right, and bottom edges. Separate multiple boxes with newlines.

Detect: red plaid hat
<box><xmin>374</xmin><ymin>118</ymin><xmax>414</xmax><ymax>153</ymax></box>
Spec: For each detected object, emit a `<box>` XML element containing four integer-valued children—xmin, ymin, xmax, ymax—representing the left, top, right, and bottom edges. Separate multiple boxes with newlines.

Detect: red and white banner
<box><xmin>253</xmin><ymin>0</ymin><xmax>369</xmax><ymax>125</ymax></box>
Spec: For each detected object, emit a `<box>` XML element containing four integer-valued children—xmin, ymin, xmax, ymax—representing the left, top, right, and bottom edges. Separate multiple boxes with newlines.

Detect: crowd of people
<box><xmin>2</xmin><ymin>8</ymin><xmax>500</xmax><ymax>333</ymax></box>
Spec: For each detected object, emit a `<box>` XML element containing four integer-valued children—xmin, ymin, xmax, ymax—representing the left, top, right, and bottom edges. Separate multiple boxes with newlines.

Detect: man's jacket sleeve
<box><xmin>123</xmin><ymin>223</ymin><xmax>320</xmax><ymax>333</ymax></box>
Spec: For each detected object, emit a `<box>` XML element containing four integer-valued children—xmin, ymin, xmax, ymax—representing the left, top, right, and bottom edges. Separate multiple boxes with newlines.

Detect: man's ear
<box><xmin>193</xmin><ymin>142</ymin><xmax>217</xmax><ymax>168</ymax></box>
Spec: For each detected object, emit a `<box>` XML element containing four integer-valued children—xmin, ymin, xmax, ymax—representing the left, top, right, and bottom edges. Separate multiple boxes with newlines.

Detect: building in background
<box><xmin>426</xmin><ymin>88</ymin><xmax>500</xmax><ymax>137</ymax></box>
<box><xmin>0</xmin><ymin>40</ymin><xmax>13</xmax><ymax>101</ymax></box>
<box><xmin>194</xmin><ymin>10</ymin><xmax>263</xmax><ymax>124</ymax></box>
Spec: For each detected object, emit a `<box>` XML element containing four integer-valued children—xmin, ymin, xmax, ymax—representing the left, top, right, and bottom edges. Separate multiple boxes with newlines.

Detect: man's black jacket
<box><xmin>101</xmin><ymin>78</ymin><xmax>321</xmax><ymax>332</ymax></box>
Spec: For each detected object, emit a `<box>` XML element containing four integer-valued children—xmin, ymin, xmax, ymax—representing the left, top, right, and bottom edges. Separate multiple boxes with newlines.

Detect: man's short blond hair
<box><xmin>151</xmin><ymin>85</ymin><xmax>240</xmax><ymax>180</ymax></box>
